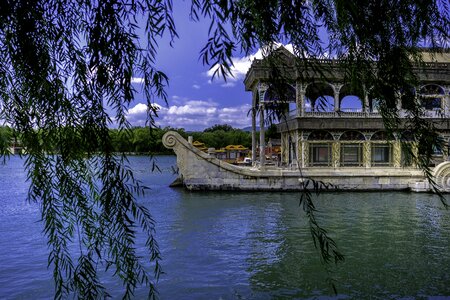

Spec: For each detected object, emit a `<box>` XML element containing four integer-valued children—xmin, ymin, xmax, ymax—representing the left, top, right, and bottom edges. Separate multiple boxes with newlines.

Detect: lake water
<box><xmin>1</xmin><ymin>155</ymin><xmax>450</xmax><ymax>299</ymax></box>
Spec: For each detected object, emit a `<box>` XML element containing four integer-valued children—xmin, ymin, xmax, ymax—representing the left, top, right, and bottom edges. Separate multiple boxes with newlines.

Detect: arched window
<box><xmin>263</xmin><ymin>84</ymin><xmax>296</xmax><ymax>120</ymax></box>
<box><xmin>340</xmin><ymin>96</ymin><xmax>363</xmax><ymax>112</ymax></box>
<box><xmin>371</xmin><ymin>131</ymin><xmax>394</xmax><ymax>140</ymax></box>
<box><xmin>308</xmin><ymin>130</ymin><xmax>334</xmax><ymax>140</ymax></box>
<box><xmin>340</xmin><ymin>131</ymin><xmax>365</xmax><ymax>166</ymax></box>
<box><xmin>339</xmin><ymin>84</ymin><xmax>364</xmax><ymax>112</ymax></box>
<box><xmin>340</xmin><ymin>131</ymin><xmax>365</xmax><ymax>141</ymax></box>
<box><xmin>308</xmin><ymin>130</ymin><xmax>333</xmax><ymax>166</ymax></box>
<box><xmin>419</xmin><ymin>84</ymin><xmax>445</xmax><ymax>110</ymax></box>
<box><xmin>264</xmin><ymin>84</ymin><xmax>296</xmax><ymax>102</ymax></box>
<box><xmin>371</xmin><ymin>131</ymin><xmax>394</xmax><ymax>166</ymax></box>
<box><xmin>305</xmin><ymin>82</ymin><xmax>334</xmax><ymax>112</ymax></box>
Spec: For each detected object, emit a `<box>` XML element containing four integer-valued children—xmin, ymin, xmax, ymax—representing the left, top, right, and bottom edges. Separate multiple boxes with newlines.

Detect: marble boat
<box><xmin>164</xmin><ymin>48</ymin><xmax>450</xmax><ymax>192</ymax></box>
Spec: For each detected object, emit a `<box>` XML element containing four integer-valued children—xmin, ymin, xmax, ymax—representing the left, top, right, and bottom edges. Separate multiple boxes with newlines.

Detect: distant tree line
<box><xmin>0</xmin><ymin>126</ymin><xmax>13</xmax><ymax>155</ymax></box>
<box><xmin>109</xmin><ymin>126</ymin><xmax>186</xmax><ymax>154</ymax></box>
<box><xmin>0</xmin><ymin>124</ymin><xmax>280</xmax><ymax>155</ymax></box>
<box><xmin>111</xmin><ymin>124</ymin><xmax>280</xmax><ymax>153</ymax></box>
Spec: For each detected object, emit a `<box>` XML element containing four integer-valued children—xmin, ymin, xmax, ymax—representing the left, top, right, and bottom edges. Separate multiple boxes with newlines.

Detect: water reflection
<box><xmin>1</xmin><ymin>156</ymin><xmax>450</xmax><ymax>299</ymax></box>
<box><xmin>244</xmin><ymin>193</ymin><xmax>450</xmax><ymax>299</ymax></box>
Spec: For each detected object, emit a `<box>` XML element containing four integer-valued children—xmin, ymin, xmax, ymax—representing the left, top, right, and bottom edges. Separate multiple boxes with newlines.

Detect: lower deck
<box><xmin>280</xmin><ymin>129</ymin><xmax>448</xmax><ymax>169</ymax></box>
<box><xmin>163</xmin><ymin>131</ymin><xmax>450</xmax><ymax>193</ymax></box>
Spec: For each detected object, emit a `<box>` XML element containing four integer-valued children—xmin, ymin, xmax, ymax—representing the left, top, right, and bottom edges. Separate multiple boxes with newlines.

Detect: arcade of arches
<box><xmin>257</xmin><ymin>82</ymin><xmax>450</xmax><ymax>115</ymax></box>
<box><xmin>250</xmin><ymin>82</ymin><xmax>450</xmax><ymax>168</ymax></box>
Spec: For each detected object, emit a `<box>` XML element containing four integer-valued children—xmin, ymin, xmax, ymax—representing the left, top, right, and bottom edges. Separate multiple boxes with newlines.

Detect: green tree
<box><xmin>132</xmin><ymin>127</ymin><xmax>152</xmax><ymax>153</ymax></box>
<box><xmin>266</xmin><ymin>124</ymin><xmax>279</xmax><ymax>141</ymax></box>
<box><xmin>203</xmin><ymin>123</ymin><xmax>234</xmax><ymax>132</ymax></box>
<box><xmin>0</xmin><ymin>0</ymin><xmax>447</xmax><ymax>299</ymax></box>
<box><xmin>190</xmin><ymin>127</ymin><xmax>252</xmax><ymax>149</ymax></box>
<box><xmin>228</xmin><ymin>129</ymin><xmax>252</xmax><ymax>147</ymax></box>
<box><xmin>0</xmin><ymin>126</ymin><xmax>13</xmax><ymax>156</ymax></box>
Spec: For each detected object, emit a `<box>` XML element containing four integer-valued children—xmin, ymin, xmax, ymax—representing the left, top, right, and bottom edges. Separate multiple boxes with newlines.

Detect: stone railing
<box><xmin>304</xmin><ymin>111</ymin><xmax>369</xmax><ymax>118</ymax></box>
<box><xmin>285</xmin><ymin>109</ymin><xmax>450</xmax><ymax>119</ymax></box>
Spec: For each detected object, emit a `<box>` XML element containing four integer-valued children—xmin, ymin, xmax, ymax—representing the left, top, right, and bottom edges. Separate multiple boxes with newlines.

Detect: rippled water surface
<box><xmin>1</xmin><ymin>155</ymin><xmax>450</xmax><ymax>299</ymax></box>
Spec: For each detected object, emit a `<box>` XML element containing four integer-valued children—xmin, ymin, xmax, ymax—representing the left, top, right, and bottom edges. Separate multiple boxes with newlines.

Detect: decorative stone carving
<box><xmin>162</xmin><ymin>131</ymin><xmax>178</xmax><ymax>148</ymax></box>
<box><xmin>281</xmin><ymin>133</ymin><xmax>288</xmax><ymax>164</ymax></box>
<box><xmin>363</xmin><ymin>142</ymin><xmax>371</xmax><ymax>167</ymax></box>
<box><xmin>364</xmin><ymin>132</ymin><xmax>373</xmax><ymax>140</ymax></box>
<box><xmin>333</xmin><ymin>132</ymin><xmax>342</xmax><ymax>140</ymax></box>
<box><xmin>433</xmin><ymin>162</ymin><xmax>450</xmax><ymax>192</ymax></box>
<box><xmin>393</xmin><ymin>141</ymin><xmax>402</xmax><ymax>168</ymax></box>
<box><xmin>297</xmin><ymin>82</ymin><xmax>307</xmax><ymax>93</ymax></box>
<box><xmin>258</xmin><ymin>82</ymin><xmax>269</xmax><ymax>102</ymax></box>
<box><xmin>332</xmin><ymin>83</ymin><xmax>343</xmax><ymax>111</ymax></box>
<box><xmin>303</xmin><ymin>142</ymin><xmax>309</xmax><ymax>167</ymax></box>
<box><xmin>302</xmin><ymin>131</ymin><xmax>310</xmax><ymax>140</ymax></box>
<box><xmin>332</xmin><ymin>142</ymin><xmax>340</xmax><ymax>167</ymax></box>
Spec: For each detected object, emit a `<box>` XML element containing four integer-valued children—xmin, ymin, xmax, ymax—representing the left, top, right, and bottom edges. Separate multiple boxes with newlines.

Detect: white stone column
<box><xmin>396</xmin><ymin>95</ymin><xmax>402</xmax><ymax>110</ymax></box>
<box><xmin>393</xmin><ymin>90</ymin><xmax>404</xmax><ymax>113</ymax></box>
<box><xmin>281</xmin><ymin>133</ymin><xmax>287</xmax><ymax>164</ymax></box>
<box><xmin>259</xmin><ymin>103</ymin><xmax>266</xmax><ymax>167</ymax></box>
<box><xmin>362</xmin><ymin>84</ymin><xmax>370</xmax><ymax>113</ymax></box>
<box><xmin>293</xmin><ymin>130</ymin><xmax>299</xmax><ymax>167</ymax></box>
<box><xmin>443</xmin><ymin>85</ymin><xmax>450</xmax><ymax>113</ymax></box>
<box><xmin>296</xmin><ymin>82</ymin><xmax>305</xmax><ymax>117</ymax></box>
<box><xmin>251</xmin><ymin>87</ymin><xmax>257</xmax><ymax>164</ymax></box>
<box><xmin>300</xmin><ymin>132</ymin><xmax>305</xmax><ymax>168</ymax></box>
<box><xmin>333</xmin><ymin>83</ymin><xmax>342</xmax><ymax>112</ymax></box>
<box><xmin>364</xmin><ymin>95</ymin><xmax>370</xmax><ymax>113</ymax></box>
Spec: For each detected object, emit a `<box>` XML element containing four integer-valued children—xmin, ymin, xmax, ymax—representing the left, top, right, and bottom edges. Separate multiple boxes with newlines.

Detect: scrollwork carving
<box><xmin>332</xmin><ymin>142</ymin><xmax>340</xmax><ymax>167</ymax></box>
<box><xmin>433</xmin><ymin>162</ymin><xmax>450</xmax><ymax>192</ymax></box>
<box><xmin>393</xmin><ymin>142</ymin><xmax>402</xmax><ymax>167</ymax></box>
<box><xmin>303</xmin><ymin>142</ymin><xmax>309</xmax><ymax>167</ymax></box>
<box><xmin>363</xmin><ymin>142</ymin><xmax>371</xmax><ymax>167</ymax></box>
<box><xmin>162</xmin><ymin>131</ymin><xmax>179</xmax><ymax>149</ymax></box>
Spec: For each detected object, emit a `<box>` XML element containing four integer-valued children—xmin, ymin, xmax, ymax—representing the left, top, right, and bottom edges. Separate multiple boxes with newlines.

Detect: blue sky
<box><xmin>126</xmin><ymin>2</ymin><xmax>258</xmax><ymax>131</ymax></box>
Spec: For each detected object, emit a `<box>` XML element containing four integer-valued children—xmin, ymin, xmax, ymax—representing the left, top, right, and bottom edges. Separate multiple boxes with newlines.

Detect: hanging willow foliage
<box><xmin>0</xmin><ymin>0</ymin><xmax>448</xmax><ymax>299</ymax></box>
<box><xmin>0</xmin><ymin>0</ymin><xmax>174</xmax><ymax>299</ymax></box>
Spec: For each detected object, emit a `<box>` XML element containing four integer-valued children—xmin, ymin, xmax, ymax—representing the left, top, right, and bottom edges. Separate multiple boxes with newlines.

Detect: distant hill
<box><xmin>241</xmin><ymin>126</ymin><xmax>260</xmax><ymax>132</ymax></box>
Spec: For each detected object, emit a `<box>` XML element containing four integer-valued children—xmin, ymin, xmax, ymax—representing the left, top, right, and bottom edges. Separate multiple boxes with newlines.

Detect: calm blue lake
<box><xmin>1</xmin><ymin>155</ymin><xmax>450</xmax><ymax>299</ymax></box>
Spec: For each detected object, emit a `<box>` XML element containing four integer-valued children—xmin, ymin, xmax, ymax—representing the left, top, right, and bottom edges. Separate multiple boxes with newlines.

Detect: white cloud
<box><xmin>128</xmin><ymin>103</ymin><xmax>148</xmax><ymax>115</ymax></box>
<box><xmin>125</xmin><ymin>103</ymin><xmax>165</xmax><ymax>126</ymax></box>
<box><xmin>206</xmin><ymin>54</ymin><xmax>256</xmax><ymax>82</ymax></box>
<box><xmin>126</xmin><ymin>103</ymin><xmax>148</xmax><ymax>126</ymax></box>
<box><xmin>221</xmin><ymin>82</ymin><xmax>236</xmax><ymax>88</ymax></box>
<box><xmin>192</xmin><ymin>84</ymin><xmax>201</xmax><ymax>89</ymax></box>
<box><xmin>205</xmin><ymin>43</ymin><xmax>295</xmax><ymax>86</ymax></box>
<box><xmin>131</xmin><ymin>77</ymin><xmax>145</xmax><ymax>84</ymax></box>
<box><xmin>126</xmin><ymin>100</ymin><xmax>253</xmax><ymax>131</ymax></box>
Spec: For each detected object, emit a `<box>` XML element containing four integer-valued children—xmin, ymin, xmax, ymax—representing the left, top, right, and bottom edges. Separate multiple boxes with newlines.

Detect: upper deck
<box><xmin>244</xmin><ymin>48</ymin><xmax>450</xmax><ymax>91</ymax></box>
<box><xmin>245</xmin><ymin>48</ymin><xmax>450</xmax><ymax>132</ymax></box>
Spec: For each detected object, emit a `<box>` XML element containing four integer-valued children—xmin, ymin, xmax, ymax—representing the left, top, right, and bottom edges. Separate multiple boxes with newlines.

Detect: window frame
<box><xmin>371</xmin><ymin>143</ymin><xmax>393</xmax><ymax>166</ymax></box>
<box><xmin>309</xmin><ymin>142</ymin><xmax>332</xmax><ymax>166</ymax></box>
<box><xmin>340</xmin><ymin>142</ymin><xmax>364</xmax><ymax>167</ymax></box>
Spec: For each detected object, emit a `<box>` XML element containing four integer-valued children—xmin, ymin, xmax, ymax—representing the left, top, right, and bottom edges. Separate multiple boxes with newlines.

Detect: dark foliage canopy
<box><xmin>0</xmin><ymin>0</ymin><xmax>448</xmax><ymax>298</ymax></box>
